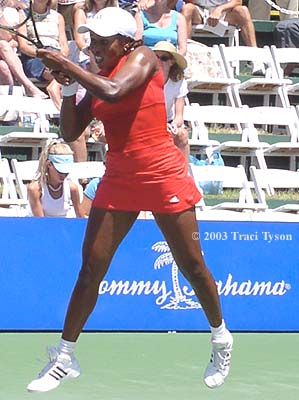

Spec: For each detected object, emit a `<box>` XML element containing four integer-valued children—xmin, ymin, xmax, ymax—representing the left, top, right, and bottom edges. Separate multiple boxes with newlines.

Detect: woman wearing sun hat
<box><xmin>27</xmin><ymin>141</ymin><xmax>81</xmax><ymax>217</ymax></box>
<box><xmin>153</xmin><ymin>40</ymin><xmax>189</xmax><ymax>159</ymax></box>
<box><xmin>27</xmin><ymin>7</ymin><xmax>233</xmax><ymax>393</ymax></box>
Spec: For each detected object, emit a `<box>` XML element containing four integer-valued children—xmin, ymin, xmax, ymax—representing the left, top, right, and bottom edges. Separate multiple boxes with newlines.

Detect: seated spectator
<box><xmin>80</xmin><ymin>176</ymin><xmax>101</xmax><ymax>217</ymax></box>
<box><xmin>17</xmin><ymin>0</ymin><xmax>69</xmax><ymax>109</ymax></box>
<box><xmin>274</xmin><ymin>18</ymin><xmax>299</xmax><ymax>76</ymax></box>
<box><xmin>135</xmin><ymin>0</ymin><xmax>187</xmax><ymax>55</ymax></box>
<box><xmin>274</xmin><ymin>18</ymin><xmax>299</xmax><ymax>48</ymax></box>
<box><xmin>57</xmin><ymin>0</ymin><xmax>84</xmax><ymax>39</ymax></box>
<box><xmin>27</xmin><ymin>141</ymin><xmax>81</xmax><ymax>217</ymax></box>
<box><xmin>248</xmin><ymin>0</ymin><xmax>298</xmax><ymax>21</ymax></box>
<box><xmin>181</xmin><ymin>0</ymin><xmax>257</xmax><ymax>47</ymax></box>
<box><xmin>0</xmin><ymin>5</ymin><xmax>47</xmax><ymax>97</ymax></box>
<box><xmin>153</xmin><ymin>41</ymin><xmax>189</xmax><ymax>160</ymax></box>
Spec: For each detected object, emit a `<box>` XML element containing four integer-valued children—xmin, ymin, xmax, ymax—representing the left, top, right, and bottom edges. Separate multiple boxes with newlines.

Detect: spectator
<box><xmin>274</xmin><ymin>17</ymin><xmax>299</xmax><ymax>48</ymax></box>
<box><xmin>27</xmin><ymin>141</ymin><xmax>81</xmax><ymax>217</ymax></box>
<box><xmin>57</xmin><ymin>0</ymin><xmax>84</xmax><ymax>39</ymax></box>
<box><xmin>153</xmin><ymin>41</ymin><xmax>189</xmax><ymax>159</ymax></box>
<box><xmin>135</xmin><ymin>0</ymin><xmax>188</xmax><ymax>55</ymax></box>
<box><xmin>17</xmin><ymin>0</ymin><xmax>69</xmax><ymax>109</ymax></box>
<box><xmin>181</xmin><ymin>0</ymin><xmax>258</xmax><ymax>47</ymax></box>
<box><xmin>79</xmin><ymin>176</ymin><xmax>101</xmax><ymax>216</ymax></box>
<box><xmin>274</xmin><ymin>18</ymin><xmax>299</xmax><ymax>76</ymax></box>
<box><xmin>248</xmin><ymin>0</ymin><xmax>298</xmax><ymax>21</ymax></box>
<box><xmin>0</xmin><ymin>5</ymin><xmax>47</xmax><ymax>97</ymax></box>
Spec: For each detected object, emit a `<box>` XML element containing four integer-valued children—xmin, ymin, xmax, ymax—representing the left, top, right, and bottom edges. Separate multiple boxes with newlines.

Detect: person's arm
<box><xmin>17</xmin><ymin>16</ymin><xmax>37</xmax><ymax>57</ymax></box>
<box><xmin>176</xmin><ymin>12</ymin><xmax>187</xmax><ymax>56</ymax></box>
<box><xmin>79</xmin><ymin>194</ymin><xmax>93</xmax><ymax>217</ymax></box>
<box><xmin>27</xmin><ymin>182</ymin><xmax>45</xmax><ymax>217</ymax></box>
<box><xmin>57</xmin><ymin>13</ymin><xmax>69</xmax><ymax>57</ymax></box>
<box><xmin>134</xmin><ymin>11</ymin><xmax>144</xmax><ymax>41</ymax></box>
<box><xmin>37</xmin><ymin>46</ymin><xmax>158</xmax><ymax>141</ymax></box>
<box><xmin>73</xmin><ymin>7</ymin><xmax>88</xmax><ymax>51</ymax></box>
<box><xmin>172</xmin><ymin>96</ymin><xmax>185</xmax><ymax>128</ymax></box>
<box><xmin>70</xmin><ymin>182</ymin><xmax>82</xmax><ymax>217</ymax></box>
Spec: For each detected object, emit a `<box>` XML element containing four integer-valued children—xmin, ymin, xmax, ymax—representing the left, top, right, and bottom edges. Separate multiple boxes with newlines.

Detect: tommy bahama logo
<box><xmin>98</xmin><ymin>241</ymin><xmax>291</xmax><ymax>308</ymax></box>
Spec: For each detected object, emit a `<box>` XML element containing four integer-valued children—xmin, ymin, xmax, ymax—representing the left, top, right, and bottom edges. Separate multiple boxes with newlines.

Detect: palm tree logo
<box><xmin>152</xmin><ymin>241</ymin><xmax>202</xmax><ymax>310</ymax></box>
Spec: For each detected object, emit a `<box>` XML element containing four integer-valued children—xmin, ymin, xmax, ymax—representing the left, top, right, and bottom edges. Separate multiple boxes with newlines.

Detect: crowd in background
<box><xmin>0</xmin><ymin>0</ymin><xmax>299</xmax><ymax>218</ymax></box>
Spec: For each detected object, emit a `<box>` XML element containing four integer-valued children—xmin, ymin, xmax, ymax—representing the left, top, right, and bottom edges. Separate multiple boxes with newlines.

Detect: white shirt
<box><xmin>164</xmin><ymin>78</ymin><xmax>188</xmax><ymax>122</ymax></box>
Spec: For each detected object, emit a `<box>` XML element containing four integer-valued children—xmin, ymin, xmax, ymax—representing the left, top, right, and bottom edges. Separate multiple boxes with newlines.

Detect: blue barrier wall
<box><xmin>0</xmin><ymin>218</ymin><xmax>298</xmax><ymax>331</ymax></box>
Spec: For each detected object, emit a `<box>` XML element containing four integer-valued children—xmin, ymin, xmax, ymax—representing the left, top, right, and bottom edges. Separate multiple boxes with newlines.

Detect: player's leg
<box><xmin>153</xmin><ymin>208</ymin><xmax>233</xmax><ymax>389</ymax></box>
<box><xmin>27</xmin><ymin>208</ymin><xmax>139</xmax><ymax>393</ymax></box>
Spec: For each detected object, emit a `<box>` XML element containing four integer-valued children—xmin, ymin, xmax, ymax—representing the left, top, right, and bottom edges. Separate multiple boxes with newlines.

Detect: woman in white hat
<box><xmin>153</xmin><ymin>40</ymin><xmax>189</xmax><ymax>160</ymax></box>
<box><xmin>27</xmin><ymin>7</ymin><xmax>233</xmax><ymax>393</ymax></box>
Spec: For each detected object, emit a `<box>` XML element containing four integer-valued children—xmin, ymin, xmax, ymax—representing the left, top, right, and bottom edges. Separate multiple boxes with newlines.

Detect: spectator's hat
<box><xmin>78</xmin><ymin>7</ymin><xmax>137</xmax><ymax>39</ymax></box>
<box><xmin>153</xmin><ymin>41</ymin><xmax>187</xmax><ymax>70</ymax></box>
<box><xmin>48</xmin><ymin>154</ymin><xmax>74</xmax><ymax>174</ymax></box>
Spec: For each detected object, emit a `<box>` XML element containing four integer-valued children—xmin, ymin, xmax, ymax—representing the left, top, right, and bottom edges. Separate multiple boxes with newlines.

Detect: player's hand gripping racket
<box><xmin>0</xmin><ymin>0</ymin><xmax>43</xmax><ymax>48</ymax></box>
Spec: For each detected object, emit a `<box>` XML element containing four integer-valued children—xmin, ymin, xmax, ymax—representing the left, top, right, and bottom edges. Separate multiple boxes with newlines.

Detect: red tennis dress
<box><xmin>91</xmin><ymin>55</ymin><xmax>201</xmax><ymax>213</ymax></box>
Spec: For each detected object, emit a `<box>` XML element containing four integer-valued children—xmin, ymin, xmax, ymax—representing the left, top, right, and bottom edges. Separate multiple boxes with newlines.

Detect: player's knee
<box><xmin>78</xmin><ymin>259</ymin><xmax>108</xmax><ymax>288</ymax></box>
<box><xmin>180</xmin><ymin>260</ymin><xmax>207</xmax><ymax>283</ymax></box>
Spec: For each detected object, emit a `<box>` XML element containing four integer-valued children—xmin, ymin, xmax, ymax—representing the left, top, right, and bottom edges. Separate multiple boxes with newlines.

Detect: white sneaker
<box><xmin>27</xmin><ymin>347</ymin><xmax>81</xmax><ymax>393</ymax></box>
<box><xmin>203</xmin><ymin>330</ymin><xmax>233</xmax><ymax>389</ymax></box>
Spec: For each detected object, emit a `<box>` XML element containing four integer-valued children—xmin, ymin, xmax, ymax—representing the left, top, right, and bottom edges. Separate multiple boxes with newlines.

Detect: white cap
<box><xmin>78</xmin><ymin>7</ymin><xmax>137</xmax><ymax>39</ymax></box>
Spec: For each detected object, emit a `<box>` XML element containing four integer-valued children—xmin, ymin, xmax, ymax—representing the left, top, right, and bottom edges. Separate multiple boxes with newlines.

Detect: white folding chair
<box><xmin>270</xmin><ymin>45</ymin><xmax>299</xmax><ymax>106</ymax></box>
<box><xmin>184</xmin><ymin>102</ymin><xmax>220</xmax><ymax>154</ymax></box>
<box><xmin>250</xmin><ymin>166</ymin><xmax>299</xmax><ymax>213</ymax></box>
<box><xmin>0</xmin><ymin>95</ymin><xmax>59</xmax><ymax>159</ymax></box>
<box><xmin>185</xmin><ymin>42</ymin><xmax>239</xmax><ymax>106</ymax></box>
<box><xmin>11</xmin><ymin>159</ymin><xmax>39</xmax><ymax>200</ymax></box>
<box><xmin>69</xmin><ymin>161</ymin><xmax>106</xmax><ymax>182</ymax></box>
<box><xmin>0</xmin><ymin>158</ymin><xmax>29</xmax><ymax>215</ymax></box>
<box><xmin>219</xmin><ymin>44</ymin><xmax>292</xmax><ymax>108</ymax></box>
<box><xmin>190</xmin><ymin>163</ymin><xmax>267</xmax><ymax>211</ymax></box>
<box><xmin>248</xmin><ymin>106</ymin><xmax>299</xmax><ymax>171</ymax></box>
<box><xmin>190</xmin><ymin>104</ymin><xmax>269</xmax><ymax>168</ymax></box>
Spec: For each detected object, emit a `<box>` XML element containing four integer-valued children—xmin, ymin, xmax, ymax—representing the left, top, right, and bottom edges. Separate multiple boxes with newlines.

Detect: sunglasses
<box><xmin>157</xmin><ymin>54</ymin><xmax>172</xmax><ymax>62</ymax></box>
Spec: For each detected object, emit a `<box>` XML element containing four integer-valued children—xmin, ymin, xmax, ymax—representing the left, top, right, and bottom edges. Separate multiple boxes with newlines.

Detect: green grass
<box><xmin>204</xmin><ymin>189</ymin><xmax>299</xmax><ymax>209</ymax></box>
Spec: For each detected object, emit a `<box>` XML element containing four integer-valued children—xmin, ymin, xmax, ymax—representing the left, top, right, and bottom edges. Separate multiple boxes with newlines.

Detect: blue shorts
<box><xmin>20</xmin><ymin>54</ymin><xmax>46</xmax><ymax>81</ymax></box>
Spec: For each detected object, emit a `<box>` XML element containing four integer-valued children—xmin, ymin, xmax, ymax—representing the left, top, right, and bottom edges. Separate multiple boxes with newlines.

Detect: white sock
<box><xmin>58</xmin><ymin>338</ymin><xmax>76</xmax><ymax>356</ymax></box>
<box><xmin>210</xmin><ymin>319</ymin><xmax>227</xmax><ymax>340</ymax></box>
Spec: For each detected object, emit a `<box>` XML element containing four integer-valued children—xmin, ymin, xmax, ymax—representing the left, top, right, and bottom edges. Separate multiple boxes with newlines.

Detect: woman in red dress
<box><xmin>27</xmin><ymin>7</ymin><xmax>233</xmax><ymax>393</ymax></box>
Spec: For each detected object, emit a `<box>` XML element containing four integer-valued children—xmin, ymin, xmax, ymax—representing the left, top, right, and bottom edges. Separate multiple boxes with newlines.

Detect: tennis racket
<box><xmin>0</xmin><ymin>0</ymin><xmax>43</xmax><ymax>48</ymax></box>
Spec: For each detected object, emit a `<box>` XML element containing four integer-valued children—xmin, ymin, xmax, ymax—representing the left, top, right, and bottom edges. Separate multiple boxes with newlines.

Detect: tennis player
<box><xmin>27</xmin><ymin>7</ymin><xmax>233</xmax><ymax>393</ymax></box>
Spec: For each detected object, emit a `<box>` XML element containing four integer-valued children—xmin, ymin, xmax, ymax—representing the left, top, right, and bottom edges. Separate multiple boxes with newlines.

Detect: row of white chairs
<box><xmin>186</xmin><ymin>43</ymin><xmax>299</xmax><ymax>109</ymax></box>
<box><xmin>184</xmin><ymin>103</ymin><xmax>299</xmax><ymax>171</ymax></box>
<box><xmin>1</xmin><ymin>157</ymin><xmax>298</xmax><ymax>217</ymax></box>
<box><xmin>0</xmin><ymin>158</ymin><xmax>105</xmax><ymax>216</ymax></box>
<box><xmin>189</xmin><ymin>163</ymin><xmax>299</xmax><ymax>214</ymax></box>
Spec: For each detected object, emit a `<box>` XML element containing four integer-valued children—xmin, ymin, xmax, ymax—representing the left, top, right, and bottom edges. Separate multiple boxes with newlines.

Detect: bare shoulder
<box><xmin>69</xmin><ymin>181</ymin><xmax>80</xmax><ymax>193</ymax></box>
<box><xmin>127</xmin><ymin>45</ymin><xmax>158</xmax><ymax>67</ymax></box>
<box><xmin>27</xmin><ymin>181</ymin><xmax>41</xmax><ymax>197</ymax></box>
